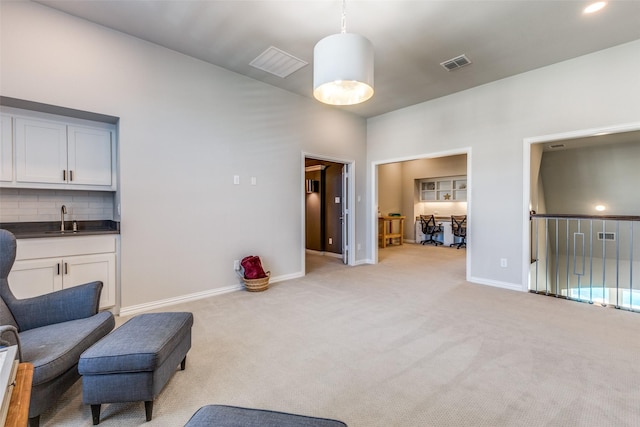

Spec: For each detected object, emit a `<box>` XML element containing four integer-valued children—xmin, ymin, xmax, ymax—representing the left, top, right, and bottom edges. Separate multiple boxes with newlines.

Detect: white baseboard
<box><xmin>355</xmin><ymin>258</ymin><xmax>374</xmax><ymax>265</ymax></box>
<box><xmin>469</xmin><ymin>276</ymin><xmax>526</xmax><ymax>292</ymax></box>
<box><xmin>305</xmin><ymin>249</ymin><xmax>342</xmax><ymax>258</ymax></box>
<box><xmin>119</xmin><ymin>284</ymin><xmax>242</xmax><ymax>317</ymax></box>
<box><xmin>119</xmin><ymin>271</ymin><xmax>305</xmax><ymax>317</ymax></box>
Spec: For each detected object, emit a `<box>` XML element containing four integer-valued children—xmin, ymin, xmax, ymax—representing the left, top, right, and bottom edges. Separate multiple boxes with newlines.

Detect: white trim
<box><xmin>522</xmin><ymin>121</ymin><xmax>640</xmax><ymax>294</ymax></box>
<box><xmin>355</xmin><ymin>258</ymin><xmax>374</xmax><ymax>265</ymax></box>
<box><xmin>119</xmin><ymin>269</ymin><xmax>305</xmax><ymax>317</ymax></box>
<box><xmin>305</xmin><ymin>249</ymin><xmax>343</xmax><ymax>258</ymax></box>
<box><xmin>119</xmin><ymin>284</ymin><xmax>242</xmax><ymax>317</ymax></box>
<box><xmin>270</xmin><ymin>271</ymin><xmax>304</xmax><ymax>283</ymax></box>
<box><xmin>469</xmin><ymin>276</ymin><xmax>524</xmax><ymax>293</ymax></box>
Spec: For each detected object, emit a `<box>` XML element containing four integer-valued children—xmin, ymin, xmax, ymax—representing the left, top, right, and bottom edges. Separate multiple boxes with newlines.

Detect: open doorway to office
<box><xmin>304</xmin><ymin>156</ymin><xmax>353</xmax><ymax>273</ymax></box>
<box><xmin>372</xmin><ymin>149</ymin><xmax>470</xmax><ymax>274</ymax></box>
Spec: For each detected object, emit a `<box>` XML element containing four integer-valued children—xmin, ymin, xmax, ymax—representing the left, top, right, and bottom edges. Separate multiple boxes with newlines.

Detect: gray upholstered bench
<box><xmin>79</xmin><ymin>312</ymin><xmax>193</xmax><ymax>425</ymax></box>
<box><xmin>184</xmin><ymin>405</ymin><xmax>347</xmax><ymax>427</ymax></box>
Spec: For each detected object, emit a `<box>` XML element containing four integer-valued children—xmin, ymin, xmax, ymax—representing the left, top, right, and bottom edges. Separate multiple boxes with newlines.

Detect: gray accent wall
<box><xmin>539</xmin><ymin>140</ymin><xmax>640</xmax><ymax>216</ymax></box>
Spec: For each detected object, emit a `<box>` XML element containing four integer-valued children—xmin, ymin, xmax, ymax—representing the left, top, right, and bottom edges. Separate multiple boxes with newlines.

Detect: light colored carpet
<box><xmin>43</xmin><ymin>244</ymin><xmax>640</xmax><ymax>426</ymax></box>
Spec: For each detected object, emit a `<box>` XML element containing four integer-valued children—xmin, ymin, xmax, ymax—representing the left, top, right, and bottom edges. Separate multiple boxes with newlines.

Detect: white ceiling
<box><xmin>36</xmin><ymin>0</ymin><xmax>640</xmax><ymax>118</ymax></box>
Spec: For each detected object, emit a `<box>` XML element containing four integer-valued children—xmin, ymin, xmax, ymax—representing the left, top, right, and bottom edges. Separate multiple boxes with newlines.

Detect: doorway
<box><xmin>372</xmin><ymin>149</ymin><xmax>471</xmax><ymax>272</ymax></box>
<box><xmin>304</xmin><ymin>157</ymin><xmax>351</xmax><ymax>268</ymax></box>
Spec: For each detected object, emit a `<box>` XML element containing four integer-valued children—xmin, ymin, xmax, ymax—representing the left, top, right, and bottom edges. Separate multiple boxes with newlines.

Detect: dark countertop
<box><xmin>0</xmin><ymin>220</ymin><xmax>120</xmax><ymax>239</ymax></box>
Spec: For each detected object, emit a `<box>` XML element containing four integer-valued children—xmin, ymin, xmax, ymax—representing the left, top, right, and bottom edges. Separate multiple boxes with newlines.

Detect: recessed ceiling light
<box><xmin>595</xmin><ymin>205</ymin><xmax>606</xmax><ymax>211</ymax></box>
<box><xmin>584</xmin><ymin>2</ymin><xmax>607</xmax><ymax>14</ymax></box>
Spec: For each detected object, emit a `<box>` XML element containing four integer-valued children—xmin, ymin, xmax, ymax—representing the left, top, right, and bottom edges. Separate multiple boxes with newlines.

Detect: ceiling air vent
<box><xmin>250</xmin><ymin>46</ymin><xmax>308</xmax><ymax>78</ymax></box>
<box><xmin>440</xmin><ymin>54</ymin><xmax>472</xmax><ymax>71</ymax></box>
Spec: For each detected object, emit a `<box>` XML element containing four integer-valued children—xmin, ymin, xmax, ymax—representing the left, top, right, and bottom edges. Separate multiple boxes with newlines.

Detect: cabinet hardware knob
<box><xmin>64</xmin><ymin>262</ymin><xmax>68</xmax><ymax>275</ymax></box>
<box><xmin>57</xmin><ymin>263</ymin><xmax>60</xmax><ymax>275</ymax></box>
<box><xmin>69</xmin><ymin>170</ymin><xmax>74</xmax><ymax>181</ymax></box>
<box><xmin>63</xmin><ymin>170</ymin><xmax>66</xmax><ymax>181</ymax></box>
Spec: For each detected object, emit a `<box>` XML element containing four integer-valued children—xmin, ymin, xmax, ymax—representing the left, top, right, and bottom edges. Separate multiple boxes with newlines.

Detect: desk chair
<box><xmin>449</xmin><ymin>215</ymin><xmax>467</xmax><ymax>249</ymax></box>
<box><xmin>419</xmin><ymin>215</ymin><xmax>443</xmax><ymax>246</ymax></box>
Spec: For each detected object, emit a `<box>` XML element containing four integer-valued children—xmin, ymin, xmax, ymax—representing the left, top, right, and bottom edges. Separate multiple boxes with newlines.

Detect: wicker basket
<box><xmin>241</xmin><ymin>271</ymin><xmax>270</xmax><ymax>292</ymax></box>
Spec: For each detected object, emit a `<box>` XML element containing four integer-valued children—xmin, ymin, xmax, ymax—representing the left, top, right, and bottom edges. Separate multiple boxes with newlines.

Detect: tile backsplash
<box><xmin>0</xmin><ymin>188</ymin><xmax>115</xmax><ymax>223</ymax></box>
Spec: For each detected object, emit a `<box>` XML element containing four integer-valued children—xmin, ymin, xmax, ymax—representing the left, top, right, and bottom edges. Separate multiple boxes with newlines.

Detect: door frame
<box><xmin>301</xmin><ymin>152</ymin><xmax>356</xmax><ymax>274</ymax></box>
<box><xmin>522</xmin><ymin>121</ymin><xmax>640</xmax><ymax>292</ymax></box>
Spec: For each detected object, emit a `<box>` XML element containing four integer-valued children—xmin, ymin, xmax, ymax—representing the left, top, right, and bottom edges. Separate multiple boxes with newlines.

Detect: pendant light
<box><xmin>313</xmin><ymin>0</ymin><xmax>374</xmax><ymax>105</ymax></box>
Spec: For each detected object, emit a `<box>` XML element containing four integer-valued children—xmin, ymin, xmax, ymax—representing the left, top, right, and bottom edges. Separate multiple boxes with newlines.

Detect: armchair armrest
<box><xmin>0</xmin><ymin>325</ymin><xmax>22</xmax><ymax>361</ymax></box>
<box><xmin>9</xmin><ymin>281</ymin><xmax>103</xmax><ymax>331</ymax></box>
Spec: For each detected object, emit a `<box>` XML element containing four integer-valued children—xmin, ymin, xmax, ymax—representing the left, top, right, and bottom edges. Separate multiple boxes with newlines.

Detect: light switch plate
<box><xmin>233</xmin><ymin>175</ymin><xmax>240</xmax><ymax>185</ymax></box>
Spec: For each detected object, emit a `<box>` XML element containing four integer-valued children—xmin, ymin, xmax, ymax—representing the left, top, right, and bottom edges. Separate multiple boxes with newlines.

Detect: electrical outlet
<box><xmin>357</xmin><ymin>243</ymin><xmax>361</xmax><ymax>251</ymax></box>
<box><xmin>328</xmin><ymin>237</ymin><xmax>333</xmax><ymax>245</ymax></box>
<box><xmin>233</xmin><ymin>260</ymin><xmax>240</xmax><ymax>270</ymax></box>
<box><xmin>500</xmin><ymin>258</ymin><xmax>507</xmax><ymax>268</ymax></box>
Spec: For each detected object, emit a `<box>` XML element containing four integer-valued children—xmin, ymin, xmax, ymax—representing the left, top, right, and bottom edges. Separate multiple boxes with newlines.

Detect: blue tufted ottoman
<box><xmin>79</xmin><ymin>312</ymin><xmax>193</xmax><ymax>425</ymax></box>
<box><xmin>184</xmin><ymin>405</ymin><xmax>347</xmax><ymax>427</ymax></box>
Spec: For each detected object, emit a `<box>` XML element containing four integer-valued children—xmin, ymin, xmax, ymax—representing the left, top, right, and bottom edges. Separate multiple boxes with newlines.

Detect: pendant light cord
<box><xmin>341</xmin><ymin>0</ymin><xmax>347</xmax><ymax>33</ymax></box>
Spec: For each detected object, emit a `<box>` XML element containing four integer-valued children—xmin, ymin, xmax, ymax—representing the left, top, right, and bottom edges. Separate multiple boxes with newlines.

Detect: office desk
<box><xmin>379</xmin><ymin>216</ymin><xmax>405</xmax><ymax>248</ymax></box>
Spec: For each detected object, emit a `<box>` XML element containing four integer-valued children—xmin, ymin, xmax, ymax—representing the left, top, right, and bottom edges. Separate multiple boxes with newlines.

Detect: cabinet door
<box><xmin>8</xmin><ymin>258</ymin><xmax>63</xmax><ymax>299</ymax></box>
<box><xmin>0</xmin><ymin>114</ymin><xmax>12</xmax><ymax>182</ymax></box>
<box><xmin>63</xmin><ymin>253</ymin><xmax>116</xmax><ymax>309</ymax></box>
<box><xmin>67</xmin><ymin>125</ymin><xmax>114</xmax><ymax>187</ymax></box>
<box><xmin>15</xmin><ymin>117</ymin><xmax>67</xmax><ymax>184</ymax></box>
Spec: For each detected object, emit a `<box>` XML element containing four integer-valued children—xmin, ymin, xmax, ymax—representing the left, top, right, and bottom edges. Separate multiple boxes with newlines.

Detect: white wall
<box><xmin>368</xmin><ymin>39</ymin><xmax>640</xmax><ymax>290</ymax></box>
<box><xmin>0</xmin><ymin>2</ymin><xmax>367</xmax><ymax>310</ymax></box>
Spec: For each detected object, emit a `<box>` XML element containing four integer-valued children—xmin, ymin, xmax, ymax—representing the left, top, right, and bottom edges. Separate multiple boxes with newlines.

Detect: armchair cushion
<box><xmin>8</xmin><ymin>281</ymin><xmax>103</xmax><ymax>331</ymax></box>
<box><xmin>21</xmin><ymin>311</ymin><xmax>115</xmax><ymax>387</ymax></box>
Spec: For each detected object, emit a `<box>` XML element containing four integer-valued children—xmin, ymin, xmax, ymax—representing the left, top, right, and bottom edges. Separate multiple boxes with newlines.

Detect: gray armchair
<box><xmin>0</xmin><ymin>229</ymin><xmax>115</xmax><ymax>427</ymax></box>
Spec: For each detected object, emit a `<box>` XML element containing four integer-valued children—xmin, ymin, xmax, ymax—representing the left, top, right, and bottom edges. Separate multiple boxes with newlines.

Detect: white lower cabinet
<box><xmin>9</xmin><ymin>236</ymin><xmax>117</xmax><ymax>309</ymax></box>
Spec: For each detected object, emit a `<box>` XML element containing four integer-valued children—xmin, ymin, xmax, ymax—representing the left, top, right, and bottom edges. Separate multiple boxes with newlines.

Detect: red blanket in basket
<box><xmin>241</xmin><ymin>256</ymin><xmax>267</xmax><ymax>279</ymax></box>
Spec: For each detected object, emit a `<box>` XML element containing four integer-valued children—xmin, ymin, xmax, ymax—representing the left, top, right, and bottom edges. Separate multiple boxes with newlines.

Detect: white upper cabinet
<box><xmin>0</xmin><ymin>114</ymin><xmax>12</xmax><ymax>182</ymax></box>
<box><xmin>15</xmin><ymin>117</ymin><xmax>68</xmax><ymax>184</ymax></box>
<box><xmin>1</xmin><ymin>110</ymin><xmax>116</xmax><ymax>190</ymax></box>
<box><xmin>67</xmin><ymin>125</ymin><xmax>114</xmax><ymax>186</ymax></box>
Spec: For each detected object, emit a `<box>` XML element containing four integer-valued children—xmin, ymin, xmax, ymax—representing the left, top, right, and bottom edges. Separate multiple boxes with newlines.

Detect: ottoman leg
<box><xmin>181</xmin><ymin>355</ymin><xmax>187</xmax><ymax>370</ymax></box>
<box><xmin>91</xmin><ymin>404</ymin><xmax>101</xmax><ymax>425</ymax></box>
<box><xmin>145</xmin><ymin>401</ymin><xmax>154</xmax><ymax>421</ymax></box>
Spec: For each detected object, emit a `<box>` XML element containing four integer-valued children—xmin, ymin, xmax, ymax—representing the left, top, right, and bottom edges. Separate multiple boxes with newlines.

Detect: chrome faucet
<box><xmin>60</xmin><ymin>205</ymin><xmax>67</xmax><ymax>232</ymax></box>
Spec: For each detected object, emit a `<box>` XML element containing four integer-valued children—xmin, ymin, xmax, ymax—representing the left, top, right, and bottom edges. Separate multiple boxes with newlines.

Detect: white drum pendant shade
<box><xmin>313</xmin><ymin>32</ymin><xmax>374</xmax><ymax>105</ymax></box>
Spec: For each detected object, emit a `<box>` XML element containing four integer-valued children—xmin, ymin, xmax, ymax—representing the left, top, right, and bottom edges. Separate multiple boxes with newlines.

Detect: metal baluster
<box><xmin>601</xmin><ymin>220</ymin><xmax>606</xmax><ymax>306</ymax></box>
<box><xmin>588</xmin><ymin>219</ymin><xmax>593</xmax><ymax>304</ymax></box>
<box><xmin>533</xmin><ymin>218</ymin><xmax>540</xmax><ymax>293</ymax></box>
<box><xmin>630</xmin><ymin>222</ymin><xmax>635</xmax><ymax>311</ymax></box>
<box><xmin>545</xmin><ymin>218</ymin><xmax>549</xmax><ymax>294</ymax></box>
<box><xmin>615</xmin><ymin>221</ymin><xmax>620</xmax><ymax>309</ymax></box>
<box><xmin>574</xmin><ymin>220</ymin><xmax>585</xmax><ymax>301</ymax></box>
<box><xmin>565</xmin><ymin>219</ymin><xmax>570</xmax><ymax>298</ymax></box>
<box><xmin>554</xmin><ymin>218</ymin><xmax>559</xmax><ymax>297</ymax></box>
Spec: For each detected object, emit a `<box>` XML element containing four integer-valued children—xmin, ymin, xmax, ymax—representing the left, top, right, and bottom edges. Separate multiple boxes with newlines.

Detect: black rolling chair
<box><xmin>419</xmin><ymin>215</ymin><xmax>443</xmax><ymax>246</ymax></box>
<box><xmin>449</xmin><ymin>215</ymin><xmax>467</xmax><ymax>249</ymax></box>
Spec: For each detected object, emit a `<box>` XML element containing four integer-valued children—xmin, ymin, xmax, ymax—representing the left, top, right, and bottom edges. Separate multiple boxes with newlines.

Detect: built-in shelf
<box><xmin>419</xmin><ymin>176</ymin><xmax>466</xmax><ymax>202</ymax></box>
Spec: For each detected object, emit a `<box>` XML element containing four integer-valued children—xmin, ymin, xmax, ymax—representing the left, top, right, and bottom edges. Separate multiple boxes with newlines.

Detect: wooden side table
<box><xmin>6</xmin><ymin>363</ymin><xmax>34</xmax><ymax>427</ymax></box>
<box><xmin>378</xmin><ymin>216</ymin><xmax>405</xmax><ymax>248</ymax></box>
